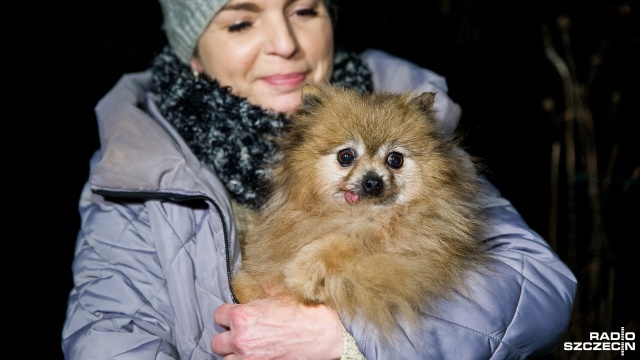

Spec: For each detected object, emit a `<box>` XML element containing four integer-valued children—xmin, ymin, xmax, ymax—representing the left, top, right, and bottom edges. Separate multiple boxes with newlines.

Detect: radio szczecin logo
<box><xmin>564</xmin><ymin>328</ymin><xmax>635</xmax><ymax>356</ymax></box>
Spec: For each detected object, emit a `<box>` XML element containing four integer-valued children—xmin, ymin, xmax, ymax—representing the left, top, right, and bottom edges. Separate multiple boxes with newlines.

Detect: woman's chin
<box><xmin>257</xmin><ymin>94</ymin><xmax>303</xmax><ymax>115</ymax></box>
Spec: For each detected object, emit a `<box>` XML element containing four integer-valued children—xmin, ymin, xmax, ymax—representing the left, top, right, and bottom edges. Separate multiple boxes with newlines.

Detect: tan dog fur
<box><xmin>231</xmin><ymin>83</ymin><xmax>490</xmax><ymax>339</ymax></box>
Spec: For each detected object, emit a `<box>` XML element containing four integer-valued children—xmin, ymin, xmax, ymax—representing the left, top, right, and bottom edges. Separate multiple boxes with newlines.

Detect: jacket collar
<box><xmin>89</xmin><ymin>71</ymin><xmax>232</xmax><ymax>209</ymax></box>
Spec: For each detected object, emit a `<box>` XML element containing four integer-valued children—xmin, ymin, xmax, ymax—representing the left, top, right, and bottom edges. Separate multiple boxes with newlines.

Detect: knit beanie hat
<box><xmin>158</xmin><ymin>0</ymin><xmax>228</xmax><ymax>65</ymax></box>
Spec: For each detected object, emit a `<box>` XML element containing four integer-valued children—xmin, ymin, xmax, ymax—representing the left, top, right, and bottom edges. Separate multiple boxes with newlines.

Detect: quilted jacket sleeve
<box><xmin>61</xmin><ymin>179</ymin><xmax>180</xmax><ymax>359</ymax></box>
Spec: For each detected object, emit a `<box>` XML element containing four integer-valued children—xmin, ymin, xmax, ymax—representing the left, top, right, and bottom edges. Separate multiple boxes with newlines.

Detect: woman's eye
<box><xmin>228</xmin><ymin>21</ymin><xmax>252</xmax><ymax>32</ymax></box>
<box><xmin>294</xmin><ymin>8</ymin><xmax>318</xmax><ymax>17</ymax></box>
<box><xmin>387</xmin><ymin>152</ymin><xmax>403</xmax><ymax>169</ymax></box>
<box><xmin>337</xmin><ymin>148</ymin><xmax>357</xmax><ymax>166</ymax></box>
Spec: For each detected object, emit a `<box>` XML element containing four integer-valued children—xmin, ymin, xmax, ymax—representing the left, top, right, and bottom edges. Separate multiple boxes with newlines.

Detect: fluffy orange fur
<box><xmin>232</xmin><ymin>83</ymin><xmax>490</xmax><ymax>339</ymax></box>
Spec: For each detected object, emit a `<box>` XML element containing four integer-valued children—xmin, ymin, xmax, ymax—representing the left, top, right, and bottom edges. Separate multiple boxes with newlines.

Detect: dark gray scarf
<box><xmin>151</xmin><ymin>46</ymin><xmax>373</xmax><ymax>209</ymax></box>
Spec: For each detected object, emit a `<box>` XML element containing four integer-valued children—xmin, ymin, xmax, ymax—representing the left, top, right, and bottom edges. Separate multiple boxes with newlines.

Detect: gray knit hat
<box><xmin>158</xmin><ymin>0</ymin><xmax>228</xmax><ymax>65</ymax></box>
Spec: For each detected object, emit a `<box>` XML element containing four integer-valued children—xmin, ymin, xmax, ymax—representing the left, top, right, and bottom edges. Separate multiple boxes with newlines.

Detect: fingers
<box><xmin>212</xmin><ymin>303</ymin><xmax>236</xmax><ymax>356</ymax></box>
<box><xmin>211</xmin><ymin>328</ymin><xmax>233</xmax><ymax>356</ymax></box>
<box><xmin>214</xmin><ymin>302</ymin><xmax>237</xmax><ymax>328</ymax></box>
<box><xmin>212</xmin><ymin>298</ymin><xmax>344</xmax><ymax>359</ymax></box>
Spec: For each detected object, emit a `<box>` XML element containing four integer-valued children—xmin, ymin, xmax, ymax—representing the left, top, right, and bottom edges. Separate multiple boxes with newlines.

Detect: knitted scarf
<box><xmin>151</xmin><ymin>46</ymin><xmax>373</xmax><ymax>209</ymax></box>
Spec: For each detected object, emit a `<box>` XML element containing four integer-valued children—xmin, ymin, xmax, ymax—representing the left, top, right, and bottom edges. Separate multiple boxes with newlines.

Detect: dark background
<box><xmin>27</xmin><ymin>0</ymin><xmax>638</xmax><ymax>359</ymax></box>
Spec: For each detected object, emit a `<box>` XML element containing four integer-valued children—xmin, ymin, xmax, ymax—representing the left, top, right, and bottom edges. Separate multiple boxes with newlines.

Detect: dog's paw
<box><xmin>284</xmin><ymin>253</ymin><xmax>331</xmax><ymax>305</ymax></box>
<box><xmin>232</xmin><ymin>270</ymin><xmax>267</xmax><ymax>304</ymax></box>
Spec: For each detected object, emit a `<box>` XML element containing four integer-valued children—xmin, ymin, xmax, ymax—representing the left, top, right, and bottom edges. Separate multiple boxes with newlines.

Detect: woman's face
<box><xmin>192</xmin><ymin>0</ymin><xmax>334</xmax><ymax>114</ymax></box>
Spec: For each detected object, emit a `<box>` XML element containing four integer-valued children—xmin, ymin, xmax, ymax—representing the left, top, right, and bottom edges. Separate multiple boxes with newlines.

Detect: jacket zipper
<box><xmin>93</xmin><ymin>189</ymin><xmax>240</xmax><ymax>304</ymax></box>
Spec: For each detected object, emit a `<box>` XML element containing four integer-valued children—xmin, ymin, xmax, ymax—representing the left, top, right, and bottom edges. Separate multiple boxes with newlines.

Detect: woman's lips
<box><xmin>260</xmin><ymin>73</ymin><xmax>306</xmax><ymax>88</ymax></box>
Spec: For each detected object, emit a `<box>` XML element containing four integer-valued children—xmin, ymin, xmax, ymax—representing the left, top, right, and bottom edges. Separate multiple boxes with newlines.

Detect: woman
<box><xmin>61</xmin><ymin>0</ymin><xmax>577</xmax><ymax>358</ymax></box>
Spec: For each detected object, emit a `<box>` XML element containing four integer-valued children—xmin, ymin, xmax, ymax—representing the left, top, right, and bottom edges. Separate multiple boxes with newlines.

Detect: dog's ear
<box><xmin>300</xmin><ymin>83</ymin><xmax>324</xmax><ymax>111</ymax></box>
<box><xmin>409</xmin><ymin>91</ymin><xmax>437</xmax><ymax>114</ymax></box>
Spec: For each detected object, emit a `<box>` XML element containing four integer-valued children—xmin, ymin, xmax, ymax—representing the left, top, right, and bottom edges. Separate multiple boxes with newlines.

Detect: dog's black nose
<box><xmin>362</xmin><ymin>172</ymin><xmax>384</xmax><ymax>196</ymax></box>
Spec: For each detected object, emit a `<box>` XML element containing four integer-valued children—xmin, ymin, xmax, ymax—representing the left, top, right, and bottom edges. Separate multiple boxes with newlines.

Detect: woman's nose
<box><xmin>263</xmin><ymin>16</ymin><xmax>298</xmax><ymax>58</ymax></box>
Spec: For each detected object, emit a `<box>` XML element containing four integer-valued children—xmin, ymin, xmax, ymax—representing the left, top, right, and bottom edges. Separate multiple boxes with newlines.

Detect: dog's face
<box><xmin>320</xmin><ymin>134</ymin><xmax>409</xmax><ymax>205</ymax></box>
<box><xmin>273</xmin><ymin>83</ymin><xmax>466</xmax><ymax>209</ymax></box>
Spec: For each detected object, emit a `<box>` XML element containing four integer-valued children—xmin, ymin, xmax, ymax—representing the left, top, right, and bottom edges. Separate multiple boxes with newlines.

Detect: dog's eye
<box><xmin>387</xmin><ymin>152</ymin><xmax>403</xmax><ymax>169</ymax></box>
<box><xmin>337</xmin><ymin>148</ymin><xmax>357</xmax><ymax>166</ymax></box>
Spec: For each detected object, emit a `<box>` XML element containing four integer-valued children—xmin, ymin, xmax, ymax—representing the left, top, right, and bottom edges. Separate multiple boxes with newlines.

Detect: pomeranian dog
<box><xmin>231</xmin><ymin>83</ymin><xmax>490</xmax><ymax>339</ymax></box>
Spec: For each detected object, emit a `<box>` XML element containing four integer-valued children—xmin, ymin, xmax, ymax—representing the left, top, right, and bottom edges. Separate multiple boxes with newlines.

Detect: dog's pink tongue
<box><xmin>345</xmin><ymin>191</ymin><xmax>359</xmax><ymax>204</ymax></box>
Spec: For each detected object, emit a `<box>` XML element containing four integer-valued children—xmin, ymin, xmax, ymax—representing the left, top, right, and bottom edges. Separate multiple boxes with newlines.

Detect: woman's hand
<box><xmin>212</xmin><ymin>296</ymin><xmax>344</xmax><ymax>359</ymax></box>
